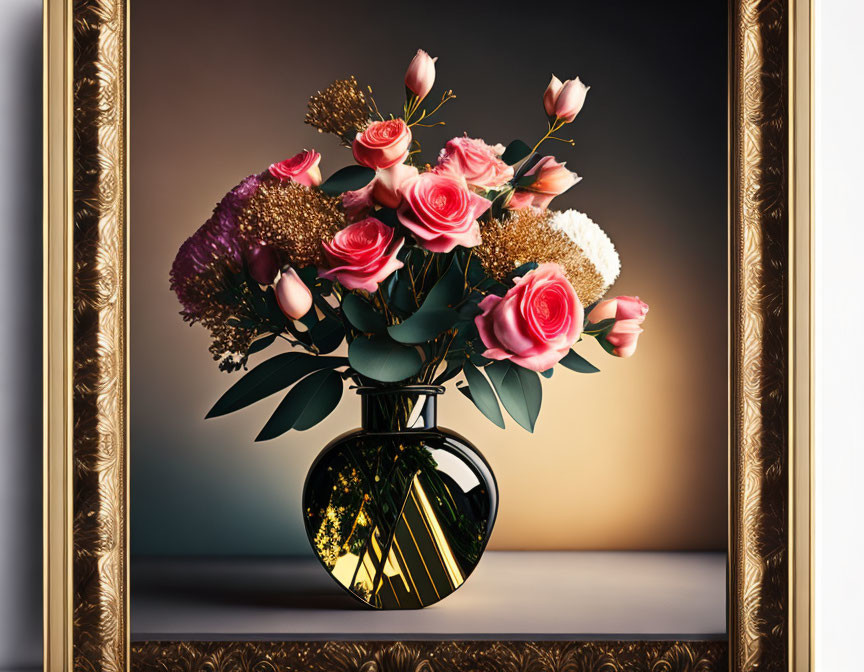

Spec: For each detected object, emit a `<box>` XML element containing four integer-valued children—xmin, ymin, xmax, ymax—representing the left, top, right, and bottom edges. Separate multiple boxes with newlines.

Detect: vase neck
<box><xmin>359</xmin><ymin>387</ymin><xmax>441</xmax><ymax>433</ymax></box>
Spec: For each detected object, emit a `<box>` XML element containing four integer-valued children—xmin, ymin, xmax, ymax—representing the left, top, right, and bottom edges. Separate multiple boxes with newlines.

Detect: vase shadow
<box><xmin>131</xmin><ymin>557</ymin><xmax>367</xmax><ymax>611</ymax></box>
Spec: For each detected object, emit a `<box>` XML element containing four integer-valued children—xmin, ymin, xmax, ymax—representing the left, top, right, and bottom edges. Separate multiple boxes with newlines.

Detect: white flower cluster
<box><xmin>548</xmin><ymin>209</ymin><xmax>620</xmax><ymax>290</ymax></box>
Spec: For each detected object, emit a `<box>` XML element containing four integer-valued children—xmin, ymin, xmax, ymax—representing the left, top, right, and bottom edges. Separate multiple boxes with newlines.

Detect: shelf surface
<box><xmin>131</xmin><ymin>551</ymin><xmax>726</xmax><ymax>640</ymax></box>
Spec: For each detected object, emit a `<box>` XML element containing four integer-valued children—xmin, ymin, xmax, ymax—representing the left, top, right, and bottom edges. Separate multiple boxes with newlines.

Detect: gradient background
<box><xmin>130</xmin><ymin>0</ymin><xmax>728</xmax><ymax>555</ymax></box>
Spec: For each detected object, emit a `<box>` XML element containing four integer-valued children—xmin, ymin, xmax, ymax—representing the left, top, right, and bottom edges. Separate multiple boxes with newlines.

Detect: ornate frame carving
<box><xmin>44</xmin><ymin>0</ymin><xmax>813</xmax><ymax>670</ymax></box>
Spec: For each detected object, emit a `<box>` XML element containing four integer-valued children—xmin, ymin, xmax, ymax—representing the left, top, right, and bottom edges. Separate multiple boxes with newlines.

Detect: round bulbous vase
<box><xmin>302</xmin><ymin>386</ymin><xmax>498</xmax><ymax>610</ymax></box>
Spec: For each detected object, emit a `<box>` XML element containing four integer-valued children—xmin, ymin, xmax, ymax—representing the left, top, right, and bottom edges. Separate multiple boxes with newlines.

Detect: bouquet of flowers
<box><xmin>170</xmin><ymin>50</ymin><xmax>648</xmax><ymax>437</ymax></box>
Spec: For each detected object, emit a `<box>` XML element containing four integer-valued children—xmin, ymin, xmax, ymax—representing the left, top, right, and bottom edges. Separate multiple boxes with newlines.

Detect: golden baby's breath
<box><xmin>476</xmin><ymin>210</ymin><xmax>608</xmax><ymax>306</ymax></box>
<box><xmin>305</xmin><ymin>76</ymin><xmax>372</xmax><ymax>142</ymax></box>
<box><xmin>238</xmin><ymin>181</ymin><xmax>345</xmax><ymax>268</ymax></box>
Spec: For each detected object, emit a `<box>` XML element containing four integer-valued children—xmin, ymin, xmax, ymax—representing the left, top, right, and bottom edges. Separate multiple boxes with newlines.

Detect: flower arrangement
<box><xmin>170</xmin><ymin>50</ymin><xmax>648</xmax><ymax>437</ymax></box>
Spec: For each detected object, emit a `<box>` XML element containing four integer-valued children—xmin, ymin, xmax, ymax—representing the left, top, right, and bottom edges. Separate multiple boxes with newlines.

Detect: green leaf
<box><xmin>559</xmin><ymin>350</ymin><xmax>600</xmax><ymax>373</ymax></box>
<box><xmin>348</xmin><ymin>335</ymin><xmax>423</xmax><ymax>382</ymax></box>
<box><xmin>319</xmin><ymin>165</ymin><xmax>375</xmax><ymax>196</ymax></box>
<box><xmin>540</xmin><ymin>368</ymin><xmax>554</xmax><ymax>379</ymax></box>
<box><xmin>485</xmin><ymin>361</ymin><xmax>542</xmax><ymax>432</ymax></box>
<box><xmin>433</xmin><ymin>358</ymin><xmax>464</xmax><ymax>385</ymax></box>
<box><xmin>424</xmin><ymin>258</ymin><xmax>466</xmax><ymax>308</ymax></box>
<box><xmin>256</xmin><ymin>370</ymin><xmax>344</xmax><ymax>440</ymax></box>
<box><xmin>247</xmin><ymin>333</ymin><xmax>277</xmax><ymax>356</ymax></box>
<box><xmin>342</xmin><ymin>293</ymin><xmax>386</xmax><ymax>333</ymax></box>
<box><xmin>207</xmin><ymin>352</ymin><xmax>347</xmax><ymax>418</ymax></box>
<box><xmin>310</xmin><ymin>316</ymin><xmax>344</xmax><ymax>354</ymax></box>
<box><xmin>462</xmin><ymin>363</ymin><xmax>505</xmax><ymax>428</ymax></box>
<box><xmin>387</xmin><ymin>308</ymin><xmax>459</xmax><ymax>344</ymax></box>
<box><xmin>502</xmin><ymin>139</ymin><xmax>532</xmax><ymax>165</ymax></box>
<box><xmin>515</xmin><ymin>173</ymin><xmax>538</xmax><ymax>187</ymax></box>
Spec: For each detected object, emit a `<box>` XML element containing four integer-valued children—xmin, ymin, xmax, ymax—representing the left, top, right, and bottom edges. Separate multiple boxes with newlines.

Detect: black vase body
<box><xmin>302</xmin><ymin>386</ymin><xmax>497</xmax><ymax>610</ymax></box>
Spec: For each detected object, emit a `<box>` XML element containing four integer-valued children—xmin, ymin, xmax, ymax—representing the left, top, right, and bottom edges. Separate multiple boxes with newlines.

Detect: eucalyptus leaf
<box><xmin>348</xmin><ymin>335</ymin><xmax>423</xmax><ymax>382</ymax></box>
<box><xmin>424</xmin><ymin>258</ymin><xmax>466</xmax><ymax>308</ymax></box>
<box><xmin>433</xmin><ymin>358</ymin><xmax>464</xmax><ymax>385</ymax></box>
<box><xmin>342</xmin><ymin>293</ymin><xmax>387</xmax><ymax>333</ymax></box>
<box><xmin>559</xmin><ymin>350</ymin><xmax>600</xmax><ymax>373</ymax></box>
<box><xmin>247</xmin><ymin>333</ymin><xmax>277</xmax><ymax>356</ymax></box>
<box><xmin>319</xmin><ymin>165</ymin><xmax>375</xmax><ymax>196</ymax></box>
<box><xmin>310</xmin><ymin>317</ymin><xmax>344</xmax><ymax>354</ymax></box>
<box><xmin>387</xmin><ymin>307</ymin><xmax>459</xmax><ymax>344</ymax></box>
<box><xmin>540</xmin><ymin>368</ymin><xmax>554</xmax><ymax>379</ymax></box>
<box><xmin>501</xmin><ymin>139</ymin><xmax>532</xmax><ymax>165</ymax></box>
<box><xmin>463</xmin><ymin>362</ymin><xmax>505</xmax><ymax>428</ymax></box>
<box><xmin>485</xmin><ymin>360</ymin><xmax>542</xmax><ymax>432</ymax></box>
<box><xmin>255</xmin><ymin>369</ymin><xmax>344</xmax><ymax>440</ymax></box>
<box><xmin>206</xmin><ymin>352</ymin><xmax>347</xmax><ymax>418</ymax></box>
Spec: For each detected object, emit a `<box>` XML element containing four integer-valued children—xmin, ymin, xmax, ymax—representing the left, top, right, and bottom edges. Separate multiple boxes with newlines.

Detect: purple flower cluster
<box><xmin>170</xmin><ymin>174</ymin><xmax>263</xmax><ymax>319</ymax></box>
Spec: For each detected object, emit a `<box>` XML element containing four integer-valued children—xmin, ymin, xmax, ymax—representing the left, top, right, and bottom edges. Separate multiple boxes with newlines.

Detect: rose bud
<box><xmin>434</xmin><ymin>136</ymin><xmax>514</xmax><ymax>190</ymax></box>
<box><xmin>371</xmin><ymin>162</ymin><xmax>420</xmax><ymax>209</ymax></box>
<box><xmin>543</xmin><ymin>75</ymin><xmax>563</xmax><ymax>118</ymax></box>
<box><xmin>318</xmin><ymin>218</ymin><xmax>405</xmax><ymax>292</ymax></box>
<box><xmin>588</xmin><ymin>296</ymin><xmax>649</xmax><ymax>358</ymax></box>
<box><xmin>275</xmin><ymin>268</ymin><xmax>314</xmax><ymax>320</ymax></box>
<box><xmin>507</xmin><ymin>156</ymin><xmax>581</xmax><ymax>211</ymax></box>
<box><xmin>269</xmin><ymin>150</ymin><xmax>322</xmax><ymax>187</ymax></box>
<box><xmin>246</xmin><ymin>244</ymin><xmax>280</xmax><ymax>285</ymax></box>
<box><xmin>352</xmin><ymin>119</ymin><xmax>413</xmax><ymax>170</ymax></box>
<box><xmin>475</xmin><ymin>263</ymin><xmax>584</xmax><ymax>372</ymax></box>
<box><xmin>405</xmin><ymin>49</ymin><xmax>438</xmax><ymax>101</ymax></box>
<box><xmin>397</xmin><ymin>172</ymin><xmax>490</xmax><ymax>252</ymax></box>
<box><xmin>544</xmin><ymin>76</ymin><xmax>590</xmax><ymax>123</ymax></box>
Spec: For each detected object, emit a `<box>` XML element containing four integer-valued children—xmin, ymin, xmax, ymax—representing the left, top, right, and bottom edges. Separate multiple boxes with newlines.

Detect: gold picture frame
<box><xmin>43</xmin><ymin>0</ymin><xmax>814</xmax><ymax>670</ymax></box>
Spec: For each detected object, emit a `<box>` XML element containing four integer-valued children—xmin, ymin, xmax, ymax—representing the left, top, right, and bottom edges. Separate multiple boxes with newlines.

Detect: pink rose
<box><xmin>474</xmin><ymin>263</ymin><xmax>584</xmax><ymax>371</ymax></box>
<box><xmin>319</xmin><ymin>218</ymin><xmax>404</xmax><ymax>292</ymax></box>
<box><xmin>269</xmin><ymin>150</ymin><xmax>322</xmax><ymax>187</ymax></box>
<box><xmin>352</xmin><ymin>120</ymin><xmax>413</xmax><ymax>170</ymax></box>
<box><xmin>275</xmin><ymin>268</ymin><xmax>313</xmax><ymax>320</ymax></box>
<box><xmin>397</xmin><ymin>172</ymin><xmax>490</xmax><ymax>253</ymax></box>
<box><xmin>341</xmin><ymin>163</ymin><xmax>420</xmax><ymax>220</ymax></box>
<box><xmin>588</xmin><ymin>296</ymin><xmax>649</xmax><ymax>358</ymax></box>
<box><xmin>405</xmin><ymin>49</ymin><xmax>437</xmax><ymax>101</ymax></box>
<box><xmin>435</xmin><ymin>136</ymin><xmax>514</xmax><ymax>189</ymax></box>
<box><xmin>543</xmin><ymin>76</ymin><xmax>589</xmax><ymax>123</ymax></box>
<box><xmin>507</xmin><ymin>156</ymin><xmax>581</xmax><ymax>211</ymax></box>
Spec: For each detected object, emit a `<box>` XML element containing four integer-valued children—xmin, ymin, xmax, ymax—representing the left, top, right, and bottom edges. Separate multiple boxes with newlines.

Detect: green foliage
<box><xmin>485</xmin><ymin>361</ymin><xmax>542</xmax><ymax>432</ymax></box>
<box><xmin>207</xmin><ymin>352</ymin><xmax>347</xmax><ymax>418</ymax></box>
<box><xmin>462</xmin><ymin>362</ymin><xmax>505</xmax><ymax>428</ymax></box>
<box><xmin>501</xmin><ymin>139</ymin><xmax>532</xmax><ymax>165</ymax></box>
<box><xmin>348</xmin><ymin>334</ymin><xmax>423</xmax><ymax>382</ymax></box>
<box><xmin>256</xmin><ymin>369</ymin><xmax>344</xmax><ymax>440</ymax></box>
<box><xmin>559</xmin><ymin>350</ymin><xmax>600</xmax><ymax>373</ymax></box>
<box><xmin>342</xmin><ymin>293</ymin><xmax>387</xmax><ymax>333</ymax></box>
<box><xmin>319</xmin><ymin>165</ymin><xmax>375</xmax><ymax>196</ymax></box>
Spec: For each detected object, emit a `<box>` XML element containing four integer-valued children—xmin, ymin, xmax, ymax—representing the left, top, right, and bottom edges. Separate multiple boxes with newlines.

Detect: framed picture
<box><xmin>44</xmin><ymin>0</ymin><xmax>814</xmax><ymax>670</ymax></box>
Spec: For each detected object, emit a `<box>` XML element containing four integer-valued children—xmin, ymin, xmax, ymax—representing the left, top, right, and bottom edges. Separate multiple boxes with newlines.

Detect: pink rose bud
<box><xmin>352</xmin><ymin>119</ymin><xmax>413</xmax><ymax>170</ymax></box>
<box><xmin>397</xmin><ymin>172</ymin><xmax>490</xmax><ymax>253</ymax></box>
<box><xmin>543</xmin><ymin>75</ymin><xmax>563</xmax><ymax>118</ymax></box>
<box><xmin>588</xmin><ymin>296</ymin><xmax>649</xmax><ymax>358</ymax></box>
<box><xmin>544</xmin><ymin>76</ymin><xmax>590</xmax><ymax>123</ymax></box>
<box><xmin>319</xmin><ymin>218</ymin><xmax>405</xmax><ymax>292</ymax></box>
<box><xmin>371</xmin><ymin>162</ymin><xmax>420</xmax><ymax>209</ymax></box>
<box><xmin>275</xmin><ymin>268</ymin><xmax>314</xmax><ymax>320</ymax></box>
<box><xmin>246</xmin><ymin>244</ymin><xmax>280</xmax><ymax>285</ymax></box>
<box><xmin>474</xmin><ymin>263</ymin><xmax>584</xmax><ymax>372</ymax></box>
<box><xmin>405</xmin><ymin>49</ymin><xmax>438</xmax><ymax>101</ymax></box>
<box><xmin>269</xmin><ymin>150</ymin><xmax>322</xmax><ymax>187</ymax></box>
<box><xmin>506</xmin><ymin>156</ymin><xmax>581</xmax><ymax>211</ymax></box>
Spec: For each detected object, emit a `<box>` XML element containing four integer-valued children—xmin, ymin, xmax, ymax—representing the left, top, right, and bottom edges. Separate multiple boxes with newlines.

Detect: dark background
<box><xmin>131</xmin><ymin>0</ymin><xmax>728</xmax><ymax>555</ymax></box>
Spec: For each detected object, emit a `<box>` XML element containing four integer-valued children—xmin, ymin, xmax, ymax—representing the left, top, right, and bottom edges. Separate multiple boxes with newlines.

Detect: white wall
<box><xmin>815</xmin><ymin>0</ymin><xmax>862</xmax><ymax>669</ymax></box>
<box><xmin>0</xmin><ymin>0</ymin><xmax>44</xmax><ymax>670</ymax></box>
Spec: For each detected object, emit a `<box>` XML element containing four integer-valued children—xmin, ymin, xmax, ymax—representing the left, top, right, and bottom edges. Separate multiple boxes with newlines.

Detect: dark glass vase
<box><xmin>302</xmin><ymin>386</ymin><xmax>498</xmax><ymax>610</ymax></box>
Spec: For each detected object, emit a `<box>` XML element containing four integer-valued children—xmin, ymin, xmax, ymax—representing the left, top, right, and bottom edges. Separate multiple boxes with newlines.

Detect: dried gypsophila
<box><xmin>237</xmin><ymin>181</ymin><xmax>346</xmax><ymax>269</ymax></box>
<box><xmin>305</xmin><ymin>76</ymin><xmax>372</xmax><ymax>143</ymax></box>
<box><xmin>475</xmin><ymin>208</ymin><xmax>619</xmax><ymax>306</ymax></box>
